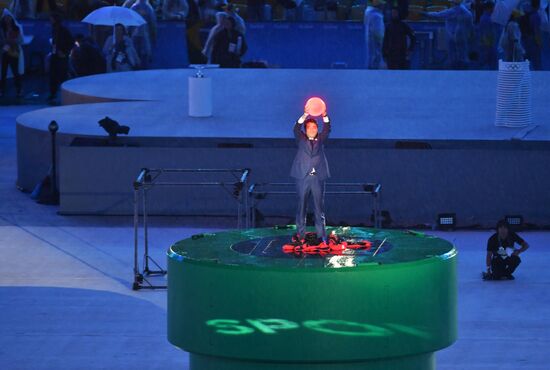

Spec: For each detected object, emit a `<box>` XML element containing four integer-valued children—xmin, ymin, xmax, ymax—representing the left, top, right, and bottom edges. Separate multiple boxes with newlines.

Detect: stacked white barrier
<box><xmin>495</xmin><ymin>60</ymin><xmax>532</xmax><ymax>127</ymax></box>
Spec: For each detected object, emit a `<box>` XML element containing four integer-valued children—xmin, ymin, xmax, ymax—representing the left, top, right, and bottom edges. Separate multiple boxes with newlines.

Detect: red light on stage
<box><xmin>305</xmin><ymin>97</ymin><xmax>326</xmax><ymax>117</ymax></box>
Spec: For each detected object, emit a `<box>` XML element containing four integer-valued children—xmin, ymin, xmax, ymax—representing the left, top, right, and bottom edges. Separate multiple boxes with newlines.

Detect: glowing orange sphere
<box><xmin>305</xmin><ymin>97</ymin><xmax>326</xmax><ymax>117</ymax></box>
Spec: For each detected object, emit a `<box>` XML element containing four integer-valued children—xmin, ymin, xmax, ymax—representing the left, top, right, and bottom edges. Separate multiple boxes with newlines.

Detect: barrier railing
<box><xmin>247</xmin><ymin>182</ymin><xmax>382</xmax><ymax>229</ymax></box>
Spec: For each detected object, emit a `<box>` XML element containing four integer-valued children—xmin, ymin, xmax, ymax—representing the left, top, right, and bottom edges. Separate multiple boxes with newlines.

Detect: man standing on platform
<box><xmin>291</xmin><ymin>108</ymin><xmax>331</xmax><ymax>244</ymax></box>
<box><xmin>484</xmin><ymin>220</ymin><xmax>529</xmax><ymax>280</ymax></box>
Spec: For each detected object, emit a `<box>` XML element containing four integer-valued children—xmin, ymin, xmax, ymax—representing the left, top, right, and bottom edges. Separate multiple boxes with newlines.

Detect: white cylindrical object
<box><xmin>188</xmin><ymin>76</ymin><xmax>213</xmax><ymax>117</ymax></box>
<box><xmin>495</xmin><ymin>60</ymin><xmax>532</xmax><ymax>128</ymax></box>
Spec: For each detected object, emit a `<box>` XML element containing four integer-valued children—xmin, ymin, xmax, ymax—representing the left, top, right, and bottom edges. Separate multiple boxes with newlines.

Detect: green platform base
<box><xmin>190</xmin><ymin>352</ymin><xmax>435</xmax><ymax>370</ymax></box>
<box><xmin>167</xmin><ymin>227</ymin><xmax>457</xmax><ymax>370</ymax></box>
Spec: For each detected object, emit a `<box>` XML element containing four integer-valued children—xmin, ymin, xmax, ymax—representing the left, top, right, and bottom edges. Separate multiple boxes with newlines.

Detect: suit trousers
<box><xmin>295</xmin><ymin>174</ymin><xmax>326</xmax><ymax>240</ymax></box>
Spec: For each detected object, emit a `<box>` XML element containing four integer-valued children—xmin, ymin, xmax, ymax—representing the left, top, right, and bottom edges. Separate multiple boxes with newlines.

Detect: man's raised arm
<box><xmin>294</xmin><ymin>112</ymin><xmax>308</xmax><ymax>140</ymax></box>
<box><xmin>318</xmin><ymin>112</ymin><xmax>331</xmax><ymax>142</ymax></box>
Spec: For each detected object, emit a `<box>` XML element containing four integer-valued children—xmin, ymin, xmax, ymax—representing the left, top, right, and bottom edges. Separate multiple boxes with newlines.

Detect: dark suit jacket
<box><xmin>290</xmin><ymin>118</ymin><xmax>331</xmax><ymax>180</ymax></box>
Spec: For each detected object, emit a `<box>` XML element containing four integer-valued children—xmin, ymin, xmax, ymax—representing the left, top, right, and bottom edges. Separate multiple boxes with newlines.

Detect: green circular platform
<box><xmin>167</xmin><ymin>226</ymin><xmax>457</xmax><ymax>370</ymax></box>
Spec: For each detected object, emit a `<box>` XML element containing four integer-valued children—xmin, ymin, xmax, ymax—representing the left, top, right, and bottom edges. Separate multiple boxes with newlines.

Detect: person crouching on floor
<box><xmin>485</xmin><ymin>220</ymin><xmax>529</xmax><ymax>280</ymax></box>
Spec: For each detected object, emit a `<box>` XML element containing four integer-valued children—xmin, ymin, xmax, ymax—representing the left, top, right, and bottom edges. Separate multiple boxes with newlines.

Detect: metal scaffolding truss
<box><xmin>132</xmin><ymin>167</ymin><xmax>250</xmax><ymax>290</ymax></box>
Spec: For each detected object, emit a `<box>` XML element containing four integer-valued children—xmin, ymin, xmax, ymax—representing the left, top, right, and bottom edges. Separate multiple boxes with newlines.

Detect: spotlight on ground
<box><xmin>437</xmin><ymin>213</ymin><xmax>456</xmax><ymax>230</ymax></box>
<box><xmin>505</xmin><ymin>215</ymin><xmax>523</xmax><ymax>229</ymax></box>
<box><xmin>99</xmin><ymin>116</ymin><xmax>130</xmax><ymax>139</ymax></box>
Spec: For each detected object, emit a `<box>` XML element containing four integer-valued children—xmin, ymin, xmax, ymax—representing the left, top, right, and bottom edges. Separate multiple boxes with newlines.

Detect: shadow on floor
<box><xmin>0</xmin><ymin>286</ymin><xmax>186</xmax><ymax>370</ymax></box>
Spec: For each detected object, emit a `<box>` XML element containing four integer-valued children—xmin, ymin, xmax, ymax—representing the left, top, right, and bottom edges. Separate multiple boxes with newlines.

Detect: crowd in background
<box><xmin>1</xmin><ymin>0</ymin><xmax>549</xmax><ymax>98</ymax></box>
<box><xmin>365</xmin><ymin>0</ymin><xmax>547</xmax><ymax>69</ymax></box>
<box><xmin>5</xmin><ymin>0</ymin><xmax>235</xmax><ymax>21</ymax></box>
<box><xmin>0</xmin><ymin>9</ymin><xmax>24</xmax><ymax>97</ymax></box>
<box><xmin>1</xmin><ymin>0</ymin><xmax>249</xmax><ymax>98</ymax></box>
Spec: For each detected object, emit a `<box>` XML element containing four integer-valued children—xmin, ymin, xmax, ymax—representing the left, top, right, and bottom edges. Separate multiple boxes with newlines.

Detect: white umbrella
<box><xmin>82</xmin><ymin>6</ymin><xmax>146</xmax><ymax>27</ymax></box>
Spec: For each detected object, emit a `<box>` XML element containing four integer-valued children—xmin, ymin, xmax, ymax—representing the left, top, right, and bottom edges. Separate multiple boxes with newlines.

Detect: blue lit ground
<box><xmin>1</xmin><ymin>106</ymin><xmax>549</xmax><ymax>369</ymax></box>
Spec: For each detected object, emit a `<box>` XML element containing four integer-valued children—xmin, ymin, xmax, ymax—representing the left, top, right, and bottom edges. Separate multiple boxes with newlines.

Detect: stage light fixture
<box><xmin>98</xmin><ymin>116</ymin><xmax>130</xmax><ymax>138</ymax></box>
<box><xmin>437</xmin><ymin>213</ymin><xmax>456</xmax><ymax>230</ymax></box>
<box><xmin>505</xmin><ymin>215</ymin><xmax>523</xmax><ymax>227</ymax></box>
